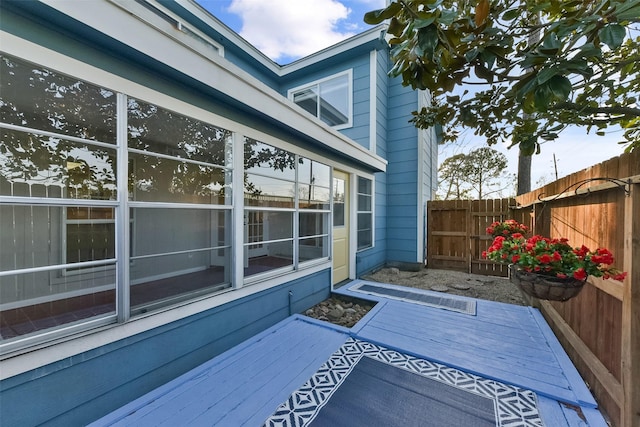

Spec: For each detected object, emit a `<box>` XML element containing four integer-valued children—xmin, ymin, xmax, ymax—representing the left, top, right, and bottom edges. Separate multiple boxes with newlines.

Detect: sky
<box><xmin>197</xmin><ymin>0</ymin><xmax>629</xmax><ymax>194</ymax></box>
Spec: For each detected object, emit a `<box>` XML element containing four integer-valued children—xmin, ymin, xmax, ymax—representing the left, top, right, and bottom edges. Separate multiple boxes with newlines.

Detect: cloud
<box><xmin>228</xmin><ymin>0</ymin><xmax>359</xmax><ymax>62</ymax></box>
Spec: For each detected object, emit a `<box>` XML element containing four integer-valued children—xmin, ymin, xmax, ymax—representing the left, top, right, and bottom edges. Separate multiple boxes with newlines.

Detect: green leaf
<box><xmin>598</xmin><ymin>24</ymin><xmax>626</xmax><ymax>50</ymax></box>
<box><xmin>547</xmin><ymin>75</ymin><xmax>572</xmax><ymax>101</ymax></box>
<box><xmin>464</xmin><ymin>48</ymin><xmax>479</xmax><ymax>63</ymax></box>
<box><xmin>534</xmin><ymin>84</ymin><xmax>552</xmax><ymax>110</ymax></box>
<box><xmin>417</xmin><ymin>25</ymin><xmax>439</xmax><ymax>57</ymax></box>
<box><xmin>414</xmin><ymin>16</ymin><xmax>436</xmax><ymax>29</ymax></box>
<box><xmin>537</xmin><ymin>67</ymin><xmax>557</xmax><ymax>84</ymax></box>
<box><xmin>615</xmin><ymin>3</ymin><xmax>640</xmax><ymax>21</ymax></box>
<box><xmin>438</xmin><ymin>9</ymin><xmax>458</xmax><ymax>26</ymax></box>
<box><xmin>363</xmin><ymin>3</ymin><xmax>402</xmax><ymax>24</ymax></box>
<box><xmin>577</xmin><ymin>43</ymin><xmax>602</xmax><ymax>59</ymax></box>
<box><xmin>501</xmin><ymin>9</ymin><xmax>519</xmax><ymax>21</ymax></box>
<box><xmin>474</xmin><ymin>64</ymin><xmax>494</xmax><ymax>83</ymax></box>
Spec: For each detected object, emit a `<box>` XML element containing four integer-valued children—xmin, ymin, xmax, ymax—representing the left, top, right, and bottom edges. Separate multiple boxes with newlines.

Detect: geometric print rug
<box><xmin>263</xmin><ymin>338</ymin><xmax>544</xmax><ymax>427</ymax></box>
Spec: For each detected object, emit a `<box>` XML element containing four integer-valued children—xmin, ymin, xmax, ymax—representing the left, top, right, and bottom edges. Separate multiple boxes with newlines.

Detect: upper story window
<box><xmin>288</xmin><ymin>71</ymin><xmax>352</xmax><ymax>130</ymax></box>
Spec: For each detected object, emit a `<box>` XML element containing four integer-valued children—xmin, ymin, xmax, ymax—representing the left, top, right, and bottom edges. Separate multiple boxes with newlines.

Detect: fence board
<box><xmin>514</xmin><ymin>150</ymin><xmax>640</xmax><ymax>427</ymax></box>
<box><xmin>427</xmin><ymin>151</ymin><xmax>639</xmax><ymax>426</ymax></box>
<box><xmin>426</xmin><ymin>198</ymin><xmax>519</xmax><ymax>275</ymax></box>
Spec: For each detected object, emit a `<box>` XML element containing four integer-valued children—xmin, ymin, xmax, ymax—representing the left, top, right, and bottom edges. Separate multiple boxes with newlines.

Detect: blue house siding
<box><xmin>386</xmin><ymin>77</ymin><xmax>421</xmax><ymax>265</ymax></box>
<box><xmin>354</xmin><ymin>49</ymin><xmax>389</xmax><ymax>276</ymax></box>
<box><xmin>375</xmin><ymin>49</ymin><xmax>389</xmax><ymax>158</ymax></box>
<box><xmin>0</xmin><ymin>270</ymin><xmax>331</xmax><ymax>426</ymax></box>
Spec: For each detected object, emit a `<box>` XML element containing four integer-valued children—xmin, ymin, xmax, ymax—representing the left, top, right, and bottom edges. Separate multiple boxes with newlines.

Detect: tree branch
<box><xmin>552</xmin><ymin>103</ymin><xmax>640</xmax><ymax>117</ymax></box>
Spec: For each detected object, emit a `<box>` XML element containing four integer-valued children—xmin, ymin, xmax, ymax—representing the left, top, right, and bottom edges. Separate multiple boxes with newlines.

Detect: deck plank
<box><xmin>95</xmin><ymin>317</ymin><xmax>347</xmax><ymax>426</ymax></box>
<box><xmin>94</xmin><ymin>281</ymin><xmax>604</xmax><ymax>427</ymax></box>
<box><xmin>340</xmin><ymin>282</ymin><xmax>594</xmax><ymax>407</ymax></box>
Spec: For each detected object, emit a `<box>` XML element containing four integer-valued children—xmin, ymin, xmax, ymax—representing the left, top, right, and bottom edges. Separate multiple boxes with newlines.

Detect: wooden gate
<box><xmin>426</xmin><ymin>198</ymin><xmax>525</xmax><ymax>276</ymax></box>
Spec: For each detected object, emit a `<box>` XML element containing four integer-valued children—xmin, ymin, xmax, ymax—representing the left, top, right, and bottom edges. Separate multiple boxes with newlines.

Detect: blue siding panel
<box><xmin>385</xmin><ymin>74</ymin><xmax>420</xmax><ymax>264</ymax></box>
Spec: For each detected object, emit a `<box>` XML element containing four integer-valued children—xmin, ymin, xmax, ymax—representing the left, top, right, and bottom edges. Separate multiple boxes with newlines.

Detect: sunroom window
<box><xmin>127</xmin><ymin>98</ymin><xmax>233</xmax><ymax>314</ymax></box>
<box><xmin>0</xmin><ymin>52</ymin><xmax>335</xmax><ymax>354</ymax></box>
<box><xmin>243</xmin><ymin>139</ymin><xmax>330</xmax><ymax>279</ymax></box>
<box><xmin>0</xmin><ymin>54</ymin><xmax>118</xmax><ymax>343</ymax></box>
<box><xmin>289</xmin><ymin>71</ymin><xmax>352</xmax><ymax>129</ymax></box>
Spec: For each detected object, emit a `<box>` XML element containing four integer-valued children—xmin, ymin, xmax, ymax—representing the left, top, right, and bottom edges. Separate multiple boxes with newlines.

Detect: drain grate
<box><xmin>351</xmin><ymin>283</ymin><xmax>476</xmax><ymax>315</ymax></box>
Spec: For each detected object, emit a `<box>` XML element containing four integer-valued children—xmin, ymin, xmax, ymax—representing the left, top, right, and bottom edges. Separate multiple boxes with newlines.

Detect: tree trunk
<box><xmin>517</xmin><ymin>151</ymin><xmax>531</xmax><ymax>195</ymax></box>
<box><xmin>517</xmin><ymin>10</ymin><xmax>539</xmax><ymax>196</ymax></box>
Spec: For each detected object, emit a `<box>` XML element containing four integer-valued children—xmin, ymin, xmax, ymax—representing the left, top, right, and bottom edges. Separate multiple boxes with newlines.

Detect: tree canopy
<box><xmin>365</xmin><ymin>0</ymin><xmax>640</xmax><ymax>154</ymax></box>
<box><xmin>437</xmin><ymin>147</ymin><xmax>512</xmax><ymax>199</ymax></box>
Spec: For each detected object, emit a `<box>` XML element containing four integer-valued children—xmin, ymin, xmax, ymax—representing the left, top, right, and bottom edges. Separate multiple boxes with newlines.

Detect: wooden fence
<box><xmin>426</xmin><ymin>198</ymin><xmax>528</xmax><ymax>275</ymax></box>
<box><xmin>426</xmin><ymin>150</ymin><xmax>639</xmax><ymax>426</ymax></box>
<box><xmin>514</xmin><ymin>150</ymin><xmax>640</xmax><ymax>427</ymax></box>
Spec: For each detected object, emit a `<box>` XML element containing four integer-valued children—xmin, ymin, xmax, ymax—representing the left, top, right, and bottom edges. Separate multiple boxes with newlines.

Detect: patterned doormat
<box><xmin>263</xmin><ymin>338</ymin><xmax>543</xmax><ymax>427</ymax></box>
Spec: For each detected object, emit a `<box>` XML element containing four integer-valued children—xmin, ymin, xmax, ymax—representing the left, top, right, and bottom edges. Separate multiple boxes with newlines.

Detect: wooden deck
<box><xmin>92</xmin><ymin>280</ymin><xmax>608</xmax><ymax>426</ymax></box>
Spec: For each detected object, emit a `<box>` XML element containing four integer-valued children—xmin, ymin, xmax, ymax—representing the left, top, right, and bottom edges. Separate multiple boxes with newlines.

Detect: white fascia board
<box><xmin>280</xmin><ymin>26</ymin><xmax>387</xmax><ymax>74</ymax></box>
<box><xmin>40</xmin><ymin>0</ymin><xmax>385</xmax><ymax>172</ymax></box>
<box><xmin>175</xmin><ymin>0</ymin><xmax>387</xmax><ymax>76</ymax></box>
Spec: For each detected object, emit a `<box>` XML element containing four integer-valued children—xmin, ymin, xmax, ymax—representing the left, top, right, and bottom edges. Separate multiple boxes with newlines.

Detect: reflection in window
<box><xmin>128</xmin><ymin>98</ymin><xmax>231</xmax><ymax>166</ymax></box>
<box><xmin>0</xmin><ymin>129</ymin><xmax>118</xmax><ymax>199</ymax></box>
<box><xmin>299</xmin><ymin>212</ymin><xmax>329</xmax><ymax>262</ymax></box>
<box><xmin>244</xmin><ymin>211</ymin><xmax>294</xmax><ymax>276</ymax></box>
<box><xmin>0</xmin><ymin>54</ymin><xmax>120</xmax><ymax>344</ymax></box>
<box><xmin>66</xmin><ymin>207</ymin><xmax>116</xmax><ymax>264</ymax></box>
<box><xmin>0</xmin><ymin>204</ymin><xmax>116</xmax><ymax>339</ymax></box>
<box><xmin>127</xmin><ymin>98</ymin><xmax>232</xmax><ymax>205</ymax></box>
<box><xmin>0</xmin><ymin>54</ymin><xmax>117</xmax><ymax>143</ymax></box>
<box><xmin>298</xmin><ymin>157</ymin><xmax>331</xmax><ymax>210</ymax></box>
<box><xmin>333</xmin><ymin>177</ymin><xmax>345</xmax><ymax>227</ymax></box>
<box><xmin>129</xmin><ymin>207</ymin><xmax>231</xmax><ymax>313</ymax></box>
<box><xmin>244</xmin><ymin>174</ymin><xmax>295</xmax><ymax>208</ymax></box>
<box><xmin>244</xmin><ymin>139</ymin><xmax>331</xmax><ymax>278</ymax></box>
<box><xmin>0</xmin><ymin>52</ymin><xmax>339</xmax><ymax>350</ymax></box>
<box><xmin>129</xmin><ymin>152</ymin><xmax>229</xmax><ymax>204</ymax></box>
<box><xmin>289</xmin><ymin>72</ymin><xmax>351</xmax><ymax>128</ymax></box>
<box><xmin>357</xmin><ymin>177</ymin><xmax>373</xmax><ymax>250</ymax></box>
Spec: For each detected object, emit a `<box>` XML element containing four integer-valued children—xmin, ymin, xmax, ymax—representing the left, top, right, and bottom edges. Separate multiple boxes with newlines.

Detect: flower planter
<box><xmin>508</xmin><ymin>264</ymin><xmax>586</xmax><ymax>302</ymax></box>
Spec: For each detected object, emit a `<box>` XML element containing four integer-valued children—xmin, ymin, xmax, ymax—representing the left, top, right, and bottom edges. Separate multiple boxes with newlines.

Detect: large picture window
<box><xmin>289</xmin><ymin>71</ymin><xmax>352</xmax><ymax>129</ymax></box>
<box><xmin>0</xmin><ymin>52</ymin><xmax>338</xmax><ymax>354</ymax></box>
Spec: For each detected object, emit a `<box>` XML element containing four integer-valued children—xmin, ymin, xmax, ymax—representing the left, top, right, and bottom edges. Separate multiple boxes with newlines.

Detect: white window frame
<box><xmin>356</xmin><ymin>176</ymin><xmax>374</xmax><ymax>252</ymax></box>
<box><xmin>287</xmin><ymin>70</ymin><xmax>353</xmax><ymax>130</ymax></box>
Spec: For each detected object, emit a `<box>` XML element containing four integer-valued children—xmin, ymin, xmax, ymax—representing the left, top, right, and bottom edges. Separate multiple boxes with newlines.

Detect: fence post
<box><xmin>621</xmin><ymin>182</ymin><xmax>640</xmax><ymax>427</ymax></box>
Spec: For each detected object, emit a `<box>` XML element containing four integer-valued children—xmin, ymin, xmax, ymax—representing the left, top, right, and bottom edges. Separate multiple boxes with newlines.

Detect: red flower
<box><xmin>573</xmin><ymin>268</ymin><xmax>587</xmax><ymax>280</ymax></box>
<box><xmin>574</xmin><ymin>245</ymin><xmax>589</xmax><ymax>258</ymax></box>
<box><xmin>511</xmin><ymin>255</ymin><xmax>520</xmax><ymax>263</ymax></box>
<box><xmin>537</xmin><ymin>254</ymin><xmax>552</xmax><ymax>264</ymax></box>
<box><xmin>613</xmin><ymin>272</ymin><xmax>627</xmax><ymax>281</ymax></box>
<box><xmin>552</xmin><ymin>251</ymin><xmax>562</xmax><ymax>262</ymax></box>
<box><xmin>556</xmin><ymin>273</ymin><xmax>567</xmax><ymax>279</ymax></box>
